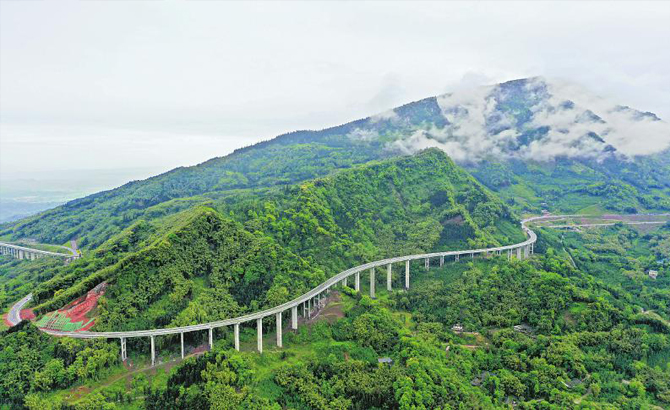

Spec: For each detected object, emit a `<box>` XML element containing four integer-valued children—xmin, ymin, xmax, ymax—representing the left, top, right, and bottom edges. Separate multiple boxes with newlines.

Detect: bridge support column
<box><xmin>355</xmin><ymin>271</ymin><xmax>360</xmax><ymax>292</ymax></box>
<box><xmin>180</xmin><ymin>332</ymin><xmax>184</xmax><ymax>359</ymax></box>
<box><xmin>234</xmin><ymin>324</ymin><xmax>240</xmax><ymax>351</ymax></box>
<box><xmin>370</xmin><ymin>268</ymin><xmax>375</xmax><ymax>299</ymax></box>
<box><xmin>405</xmin><ymin>260</ymin><xmax>410</xmax><ymax>289</ymax></box>
<box><xmin>343</xmin><ymin>277</ymin><xmax>347</xmax><ymax>287</ymax></box>
<box><xmin>425</xmin><ymin>258</ymin><xmax>429</xmax><ymax>270</ymax></box>
<box><xmin>307</xmin><ymin>298</ymin><xmax>311</xmax><ymax>318</ymax></box>
<box><xmin>387</xmin><ymin>263</ymin><xmax>392</xmax><ymax>291</ymax></box>
<box><xmin>208</xmin><ymin>328</ymin><xmax>213</xmax><ymax>351</ymax></box>
<box><xmin>257</xmin><ymin>318</ymin><xmax>263</xmax><ymax>354</ymax></box>
<box><xmin>456</xmin><ymin>254</ymin><xmax>460</xmax><ymax>262</ymax></box>
<box><xmin>440</xmin><ymin>256</ymin><xmax>444</xmax><ymax>267</ymax></box>
<box><xmin>150</xmin><ymin>336</ymin><xmax>156</xmax><ymax>367</ymax></box>
<box><xmin>276</xmin><ymin>312</ymin><xmax>283</xmax><ymax>348</ymax></box>
<box><xmin>120</xmin><ymin>338</ymin><xmax>127</xmax><ymax>361</ymax></box>
<box><xmin>19</xmin><ymin>250</ymin><xmax>24</xmax><ymax>260</ymax></box>
<box><xmin>531</xmin><ymin>243</ymin><xmax>534</xmax><ymax>254</ymax></box>
<box><xmin>517</xmin><ymin>247</ymin><xmax>522</xmax><ymax>259</ymax></box>
<box><xmin>508</xmin><ymin>249</ymin><xmax>512</xmax><ymax>260</ymax></box>
<box><xmin>291</xmin><ymin>306</ymin><xmax>298</xmax><ymax>330</ymax></box>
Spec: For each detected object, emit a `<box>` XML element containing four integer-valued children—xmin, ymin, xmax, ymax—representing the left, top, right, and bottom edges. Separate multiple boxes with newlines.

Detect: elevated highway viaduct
<box><xmin>9</xmin><ymin>217</ymin><xmax>554</xmax><ymax>366</ymax></box>
<box><xmin>0</xmin><ymin>241</ymin><xmax>78</xmax><ymax>261</ymax></box>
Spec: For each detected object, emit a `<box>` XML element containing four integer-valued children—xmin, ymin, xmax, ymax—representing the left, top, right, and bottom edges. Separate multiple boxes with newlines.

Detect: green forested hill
<box><xmin>15</xmin><ymin>149</ymin><xmax>521</xmax><ymax>333</ymax></box>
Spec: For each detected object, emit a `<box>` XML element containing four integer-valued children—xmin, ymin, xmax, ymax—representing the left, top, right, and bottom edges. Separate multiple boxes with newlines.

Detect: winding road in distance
<box><xmin>6</xmin><ymin>215</ymin><xmax>565</xmax><ymax>362</ymax></box>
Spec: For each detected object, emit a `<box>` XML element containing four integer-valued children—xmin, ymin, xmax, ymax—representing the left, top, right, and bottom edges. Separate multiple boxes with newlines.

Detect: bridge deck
<box><xmin>34</xmin><ymin>217</ymin><xmax>540</xmax><ymax>340</ymax></box>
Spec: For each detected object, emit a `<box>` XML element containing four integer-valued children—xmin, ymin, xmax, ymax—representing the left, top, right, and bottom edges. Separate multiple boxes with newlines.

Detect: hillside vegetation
<box><xmin>18</xmin><ymin>150</ymin><xmax>521</xmax><ymax>334</ymax></box>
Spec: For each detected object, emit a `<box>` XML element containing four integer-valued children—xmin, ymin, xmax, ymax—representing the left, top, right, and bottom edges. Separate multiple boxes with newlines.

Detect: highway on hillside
<box><xmin>6</xmin><ymin>213</ymin><xmax>666</xmax><ymax>362</ymax></box>
<box><xmin>9</xmin><ymin>216</ymin><xmax>549</xmax><ymax>340</ymax></box>
<box><xmin>7</xmin><ymin>215</ymin><xmax>586</xmax><ymax>362</ymax></box>
<box><xmin>7</xmin><ymin>294</ymin><xmax>32</xmax><ymax>326</ymax></box>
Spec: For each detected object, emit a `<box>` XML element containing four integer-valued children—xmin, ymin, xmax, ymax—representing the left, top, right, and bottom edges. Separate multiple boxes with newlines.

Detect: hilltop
<box><xmin>12</xmin><ymin>150</ymin><xmax>521</xmax><ymax>330</ymax></box>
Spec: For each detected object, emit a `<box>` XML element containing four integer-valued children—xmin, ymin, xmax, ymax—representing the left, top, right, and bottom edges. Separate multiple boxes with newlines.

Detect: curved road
<box><xmin>9</xmin><ymin>216</ymin><xmax>549</xmax><ymax>342</ymax></box>
<box><xmin>6</xmin><ymin>294</ymin><xmax>32</xmax><ymax>326</ymax></box>
<box><xmin>0</xmin><ymin>241</ymin><xmax>78</xmax><ymax>260</ymax></box>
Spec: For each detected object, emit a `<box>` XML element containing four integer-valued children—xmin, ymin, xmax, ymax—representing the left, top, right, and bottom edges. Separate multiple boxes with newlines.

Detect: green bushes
<box><xmin>0</xmin><ymin>322</ymin><xmax>118</xmax><ymax>406</ymax></box>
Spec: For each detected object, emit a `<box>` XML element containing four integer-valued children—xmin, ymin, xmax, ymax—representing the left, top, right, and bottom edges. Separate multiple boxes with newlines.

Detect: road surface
<box><xmin>7</xmin><ymin>294</ymin><xmax>32</xmax><ymax>326</ymax></box>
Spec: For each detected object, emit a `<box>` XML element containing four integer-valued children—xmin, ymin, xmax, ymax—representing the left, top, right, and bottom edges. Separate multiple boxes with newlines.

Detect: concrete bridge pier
<box><xmin>257</xmin><ymin>318</ymin><xmax>263</xmax><ymax>353</ymax></box>
<box><xmin>276</xmin><ymin>312</ymin><xmax>283</xmax><ymax>348</ymax></box>
<box><xmin>531</xmin><ymin>243</ymin><xmax>534</xmax><ymax>254</ymax></box>
<box><xmin>180</xmin><ymin>332</ymin><xmax>185</xmax><ymax>359</ymax></box>
<box><xmin>120</xmin><ymin>338</ymin><xmax>127</xmax><ymax>361</ymax></box>
<box><xmin>208</xmin><ymin>328</ymin><xmax>213</xmax><ymax>351</ymax></box>
<box><xmin>508</xmin><ymin>249</ymin><xmax>512</xmax><ymax>260</ymax></box>
<box><xmin>18</xmin><ymin>250</ymin><xmax>24</xmax><ymax>260</ymax></box>
<box><xmin>355</xmin><ymin>271</ymin><xmax>360</xmax><ymax>292</ymax></box>
<box><xmin>405</xmin><ymin>260</ymin><xmax>410</xmax><ymax>289</ymax></box>
<box><xmin>440</xmin><ymin>256</ymin><xmax>444</xmax><ymax>267</ymax></box>
<box><xmin>150</xmin><ymin>336</ymin><xmax>156</xmax><ymax>367</ymax></box>
<box><xmin>291</xmin><ymin>306</ymin><xmax>298</xmax><ymax>330</ymax></box>
<box><xmin>370</xmin><ymin>268</ymin><xmax>375</xmax><ymax>299</ymax></box>
<box><xmin>387</xmin><ymin>263</ymin><xmax>392</xmax><ymax>291</ymax></box>
<box><xmin>343</xmin><ymin>277</ymin><xmax>348</xmax><ymax>288</ymax></box>
<box><xmin>456</xmin><ymin>254</ymin><xmax>460</xmax><ymax>262</ymax></box>
<box><xmin>425</xmin><ymin>258</ymin><xmax>429</xmax><ymax>270</ymax></box>
<box><xmin>234</xmin><ymin>324</ymin><xmax>240</xmax><ymax>351</ymax></box>
<box><xmin>517</xmin><ymin>247</ymin><xmax>522</xmax><ymax>259</ymax></box>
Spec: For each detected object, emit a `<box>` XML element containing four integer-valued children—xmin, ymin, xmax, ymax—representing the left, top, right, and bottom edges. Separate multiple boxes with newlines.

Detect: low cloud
<box><xmin>389</xmin><ymin>77</ymin><xmax>670</xmax><ymax>162</ymax></box>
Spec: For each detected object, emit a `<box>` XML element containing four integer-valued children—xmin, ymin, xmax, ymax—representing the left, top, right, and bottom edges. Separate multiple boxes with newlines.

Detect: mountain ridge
<box><xmin>2</xmin><ymin>77</ymin><xmax>669</xmax><ymax>248</ymax></box>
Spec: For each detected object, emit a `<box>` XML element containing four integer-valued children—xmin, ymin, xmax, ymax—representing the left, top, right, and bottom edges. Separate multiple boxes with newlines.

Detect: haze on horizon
<box><xmin>1</xmin><ymin>1</ymin><xmax>670</xmax><ymax>183</ymax></box>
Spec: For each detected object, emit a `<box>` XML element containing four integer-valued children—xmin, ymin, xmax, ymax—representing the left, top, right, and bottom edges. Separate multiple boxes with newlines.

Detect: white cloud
<box><xmin>391</xmin><ymin>77</ymin><xmax>670</xmax><ymax>162</ymax></box>
<box><xmin>347</xmin><ymin>128</ymin><xmax>379</xmax><ymax>142</ymax></box>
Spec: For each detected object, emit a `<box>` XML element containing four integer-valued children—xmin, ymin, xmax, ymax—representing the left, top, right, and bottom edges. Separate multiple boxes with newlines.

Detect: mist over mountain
<box><xmin>357</xmin><ymin>77</ymin><xmax>670</xmax><ymax>163</ymax></box>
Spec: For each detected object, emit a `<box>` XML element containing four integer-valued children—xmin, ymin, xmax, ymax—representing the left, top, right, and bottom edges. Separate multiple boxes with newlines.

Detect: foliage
<box><xmin>0</xmin><ymin>321</ymin><xmax>118</xmax><ymax>407</ymax></box>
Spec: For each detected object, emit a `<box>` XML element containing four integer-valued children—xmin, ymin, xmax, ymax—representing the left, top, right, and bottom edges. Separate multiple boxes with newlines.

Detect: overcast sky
<box><xmin>1</xmin><ymin>1</ymin><xmax>669</xmax><ymax>179</ymax></box>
